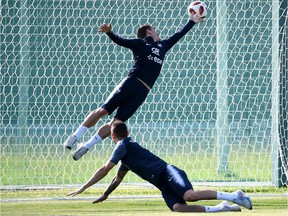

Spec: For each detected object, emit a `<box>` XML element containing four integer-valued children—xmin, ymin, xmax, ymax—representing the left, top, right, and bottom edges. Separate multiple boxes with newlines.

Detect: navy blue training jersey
<box><xmin>106</xmin><ymin>20</ymin><xmax>195</xmax><ymax>88</ymax></box>
<box><xmin>110</xmin><ymin>137</ymin><xmax>167</xmax><ymax>188</ymax></box>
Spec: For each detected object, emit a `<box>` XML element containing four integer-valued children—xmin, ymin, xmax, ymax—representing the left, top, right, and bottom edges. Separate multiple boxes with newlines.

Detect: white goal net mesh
<box><xmin>1</xmin><ymin>0</ymin><xmax>287</xmax><ymax>200</ymax></box>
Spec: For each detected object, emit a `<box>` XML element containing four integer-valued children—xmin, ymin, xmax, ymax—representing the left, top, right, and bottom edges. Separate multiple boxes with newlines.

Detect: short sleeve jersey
<box><xmin>110</xmin><ymin>137</ymin><xmax>167</xmax><ymax>188</ymax></box>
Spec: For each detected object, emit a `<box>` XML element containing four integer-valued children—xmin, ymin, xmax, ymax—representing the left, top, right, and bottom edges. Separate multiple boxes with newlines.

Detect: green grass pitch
<box><xmin>1</xmin><ymin>144</ymin><xmax>287</xmax><ymax>215</ymax></box>
<box><xmin>1</xmin><ymin>194</ymin><xmax>287</xmax><ymax>215</ymax></box>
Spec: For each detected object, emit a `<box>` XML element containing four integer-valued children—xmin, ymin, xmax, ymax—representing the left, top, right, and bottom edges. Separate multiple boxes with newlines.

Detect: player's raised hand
<box><xmin>92</xmin><ymin>194</ymin><xmax>108</xmax><ymax>204</ymax></box>
<box><xmin>189</xmin><ymin>14</ymin><xmax>205</xmax><ymax>23</ymax></box>
<box><xmin>67</xmin><ymin>187</ymin><xmax>85</xmax><ymax>197</ymax></box>
<box><xmin>98</xmin><ymin>23</ymin><xmax>112</xmax><ymax>33</ymax></box>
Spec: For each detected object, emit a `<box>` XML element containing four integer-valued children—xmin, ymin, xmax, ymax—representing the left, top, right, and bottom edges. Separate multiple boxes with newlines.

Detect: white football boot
<box><xmin>233</xmin><ymin>190</ymin><xmax>253</xmax><ymax>210</ymax></box>
<box><xmin>64</xmin><ymin>135</ymin><xmax>77</xmax><ymax>150</ymax></box>
<box><xmin>72</xmin><ymin>143</ymin><xmax>88</xmax><ymax>161</ymax></box>
<box><xmin>217</xmin><ymin>201</ymin><xmax>241</xmax><ymax>212</ymax></box>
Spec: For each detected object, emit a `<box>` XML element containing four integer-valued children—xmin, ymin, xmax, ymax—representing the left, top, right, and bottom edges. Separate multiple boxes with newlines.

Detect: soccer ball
<box><xmin>187</xmin><ymin>1</ymin><xmax>208</xmax><ymax>18</ymax></box>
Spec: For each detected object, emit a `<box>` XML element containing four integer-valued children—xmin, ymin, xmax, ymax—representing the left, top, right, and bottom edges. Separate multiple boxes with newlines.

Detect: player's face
<box><xmin>147</xmin><ymin>27</ymin><xmax>160</xmax><ymax>42</ymax></box>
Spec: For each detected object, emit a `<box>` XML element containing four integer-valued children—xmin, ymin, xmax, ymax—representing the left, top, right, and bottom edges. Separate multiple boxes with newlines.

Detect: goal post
<box><xmin>276</xmin><ymin>0</ymin><xmax>288</xmax><ymax>187</ymax></box>
<box><xmin>1</xmin><ymin>0</ymin><xmax>287</xmax><ymax>200</ymax></box>
<box><xmin>271</xmin><ymin>0</ymin><xmax>288</xmax><ymax>188</ymax></box>
<box><xmin>216</xmin><ymin>0</ymin><xmax>230</xmax><ymax>174</ymax></box>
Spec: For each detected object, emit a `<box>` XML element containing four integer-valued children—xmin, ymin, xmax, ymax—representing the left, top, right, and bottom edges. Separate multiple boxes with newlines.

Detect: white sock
<box><xmin>217</xmin><ymin>192</ymin><xmax>236</xmax><ymax>202</ymax></box>
<box><xmin>73</xmin><ymin>125</ymin><xmax>88</xmax><ymax>138</ymax></box>
<box><xmin>205</xmin><ymin>205</ymin><xmax>222</xmax><ymax>213</ymax></box>
<box><xmin>83</xmin><ymin>134</ymin><xmax>102</xmax><ymax>149</ymax></box>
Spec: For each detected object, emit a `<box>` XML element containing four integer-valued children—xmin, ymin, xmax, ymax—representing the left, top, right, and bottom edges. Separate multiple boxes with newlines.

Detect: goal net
<box><xmin>1</xmin><ymin>0</ymin><xmax>287</xmax><ymax>200</ymax></box>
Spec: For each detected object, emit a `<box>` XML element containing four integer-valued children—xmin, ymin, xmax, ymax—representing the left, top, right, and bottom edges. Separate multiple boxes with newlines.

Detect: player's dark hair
<box><xmin>111</xmin><ymin>121</ymin><xmax>128</xmax><ymax>139</ymax></box>
<box><xmin>137</xmin><ymin>24</ymin><xmax>152</xmax><ymax>39</ymax></box>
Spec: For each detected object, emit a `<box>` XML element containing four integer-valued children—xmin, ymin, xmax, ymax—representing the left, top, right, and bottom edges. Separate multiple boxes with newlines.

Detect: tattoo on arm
<box><xmin>104</xmin><ymin>170</ymin><xmax>127</xmax><ymax>196</ymax></box>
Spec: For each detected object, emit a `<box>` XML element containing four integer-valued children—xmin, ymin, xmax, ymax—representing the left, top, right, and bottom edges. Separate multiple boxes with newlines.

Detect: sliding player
<box><xmin>68</xmin><ymin>121</ymin><xmax>253</xmax><ymax>212</ymax></box>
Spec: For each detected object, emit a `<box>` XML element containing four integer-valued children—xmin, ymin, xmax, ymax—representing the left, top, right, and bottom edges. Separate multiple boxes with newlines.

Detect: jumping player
<box><xmin>64</xmin><ymin>14</ymin><xmax>204</xmax><ymax>160</ymax></box>
<box><xmin>68</xmin><ymin>121</ymin><xmax>253</xmax><ymax>212</ymax></box>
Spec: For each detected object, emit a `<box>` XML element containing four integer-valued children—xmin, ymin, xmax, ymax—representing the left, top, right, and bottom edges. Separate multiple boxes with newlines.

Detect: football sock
<box><xmin>217</xmin><ymin>192</ymin><xmax>236</xmax><ymax>202</ymax></box>
<box><xmin>73</xmin><ymin>125</ymin><xmax>88</xmax><ymax>138</ymax></box>
<box><xmin>205</xmin><ymin>205</ymin><xmax>222</xmax><ymax>213</ymax></box>
<box><xmin>83</xmin><ymin>134</ymin><xmax>102</xmax><ymax>149</ymax></box>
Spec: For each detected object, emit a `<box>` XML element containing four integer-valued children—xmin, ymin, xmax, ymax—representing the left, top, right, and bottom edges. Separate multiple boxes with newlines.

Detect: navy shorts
<box><xmin>159</xmin><ymin>165</ymin><xmax>193</xmax><ymax>211</ymax></box>
<box><xmin>101</xmin><ymin>76</ymin><xmax>149</xmax><ymax>122</ymax></box>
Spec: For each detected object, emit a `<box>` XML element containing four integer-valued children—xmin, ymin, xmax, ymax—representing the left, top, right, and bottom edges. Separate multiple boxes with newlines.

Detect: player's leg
<box><xmin>64</xmin><ymin>77</ymin><xmax>129</xmax><ymax>150</ymax></box>
<box><xmin>64</xmin><ymin>108</ymin><xmax>108</xmax><ymax>150</ymax></box>
<box><xmin>71</xmin><ymin>76</ymin><xmax>149</xmax><ymax>160</ymax></box>
<box><xmin>183</xmin><ymin>189</ymin><xmax>216</xmax><ymax>201</ymax></box>
<box><xmin>172</xmin><ymin>203</ymin><xmax>205</xmax><ymax>212</ymax></box>
<box><xmin>82</xmin><ymin>108</ymin><xmax>109</xmax><ymax>128</ymax></box>
<box><xmin>165</xmin><ymin>165</ymin><xmax>252</xmax><ymax>210</ymax></box>
<box><xmin>163</xmin><ymin>194</ymin><xmax>207</xmax><ymax>212</ymax></box>
<box><xmin>72</xmin><ymin>117</ymin><xmax>120</xmax><ymax>161</ymax></box>
<box><xmin>172</xmin><ymin>202</ymin><xmax>241</xmax><ymax>212</ymax></box>
<box><xmin>160</xmin><ymin>177</ymin><xmax>239</xmax><ymax>213</ymax></box>
<box><xmin>183</xmin><ymin>189</ymin><xmax>252</xmax><ymax>210</ymax></box>
<box><xmin>113</xmin><ymin>78</ymin><xmax>149</xmax><ymax>122</ymax></box>
<box><xmin>163</xmin><ymin>165</ymin><xmax>243</xmax><ymax>212</ymax></box>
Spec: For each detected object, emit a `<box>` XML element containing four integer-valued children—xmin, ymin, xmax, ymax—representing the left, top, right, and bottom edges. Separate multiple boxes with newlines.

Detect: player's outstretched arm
<box><xmin>68</xmin><ymin>161</ymin><xmax>116</xmax><ymax>197</ymax></box>
<box><xmin>163</xmin><ymin>13</ymin><xmax>205</xmax><ymax>51</ymax></box>
<box><xmin>98</xmin><ymin>23</ymin><xmax>140</xmax><ymax>49</ymax></box>
<box><xmin>93</xmin><ymin>168</ymin><xmax>128</xmax><ymax>204</ymax></box>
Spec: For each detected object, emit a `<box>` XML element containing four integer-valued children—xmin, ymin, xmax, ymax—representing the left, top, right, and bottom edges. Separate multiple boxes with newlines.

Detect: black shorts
<box><xmin>159</xmin><ymin>165</ymin><xmax>193</xmax><ymax>211</ymax></box>
<box><xmin>101</xmin><ymin>76</ymin><xmax>149</xmax><ymax>122</ymax></box>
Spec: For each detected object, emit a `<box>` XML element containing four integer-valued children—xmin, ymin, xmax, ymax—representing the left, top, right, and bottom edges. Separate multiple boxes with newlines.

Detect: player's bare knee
<box><xmin>94</xmin><ymin>108</ymin><xmax>109</xmax><ymax>117</ymax></box>
<box><xmin>183</xmin><ymin>190</ymin><xmax>197</xmax><ymax>201</ymax></box>
<box><xmin>172</xmin><ymin>203</ymin><xmax>186</xmax><ymax>212</ymax></box>
<box><xmin>98</xmin><ymin>124</ymin><xmax>112</xmax><ymax>138</ymax></box>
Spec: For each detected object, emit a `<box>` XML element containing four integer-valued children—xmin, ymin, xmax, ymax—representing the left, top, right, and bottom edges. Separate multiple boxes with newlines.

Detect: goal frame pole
<box><xmin>216</xmin><ymin>0</ymin><xmax>230</xmax><ymax>174</ymax></box>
